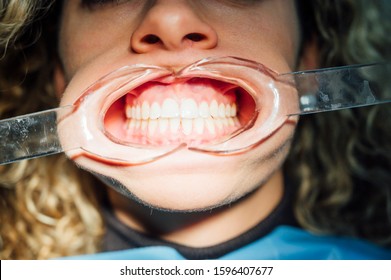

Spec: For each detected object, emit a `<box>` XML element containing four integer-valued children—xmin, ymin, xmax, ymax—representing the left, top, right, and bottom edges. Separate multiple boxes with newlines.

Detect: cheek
<box><xmin>224</xmin><ymin>2</ymin><xmax>300</xmax><ymax>70</ymax></box>
<box><xmin>59</xmin><ymin>28</ymin><xmax>98</xmax><ymax>80</ymax></box>
<box><xmin>59</xmin><ymin>11</ymin><xmax>111</xmax><ymax>80</ymax></box>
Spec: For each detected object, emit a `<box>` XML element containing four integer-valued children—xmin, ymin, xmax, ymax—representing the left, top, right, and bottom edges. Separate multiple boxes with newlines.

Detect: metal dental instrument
<box><xmin>0</xmin><ymin>61</ymin><xmax>390</xmax><ymax>165</ymax></box>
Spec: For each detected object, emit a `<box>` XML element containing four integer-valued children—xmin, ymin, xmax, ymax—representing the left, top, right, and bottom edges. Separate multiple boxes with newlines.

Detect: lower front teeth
<box><xmin>126</xmin><ymin>116</ymin><xmax>239</xmax><ymax>137</ymax></box>
<box><xmin>126</xmin><ymin>100</ymin><xmax>237</xmax><ymax>120</ymax></box>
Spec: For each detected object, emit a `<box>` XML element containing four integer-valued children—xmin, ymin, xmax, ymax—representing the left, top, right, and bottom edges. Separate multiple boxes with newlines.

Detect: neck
<box><xmin>106</xmin><ymin>171</ymin><xmax>284</xmax><ymax>247</ymax></box>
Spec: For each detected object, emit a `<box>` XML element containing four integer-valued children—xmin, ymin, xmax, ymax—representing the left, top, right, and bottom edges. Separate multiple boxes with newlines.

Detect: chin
<box><xmin>76</xmin><ymin>123</ymin><xmax>293</xmax><ymax>212</ymax></box>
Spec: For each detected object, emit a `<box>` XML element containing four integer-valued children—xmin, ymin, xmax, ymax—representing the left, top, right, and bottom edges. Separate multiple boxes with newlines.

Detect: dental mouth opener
<box><xmin>0</xmin><ymin>57</ymin><xmax>390</xmax><ymax>165</ymax></box>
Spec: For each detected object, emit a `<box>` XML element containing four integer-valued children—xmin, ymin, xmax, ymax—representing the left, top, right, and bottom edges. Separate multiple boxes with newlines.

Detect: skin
<box><xmin>56</xmin><ymin>0</ymin><xmax>308</xmax><ymax>247</ymax></box>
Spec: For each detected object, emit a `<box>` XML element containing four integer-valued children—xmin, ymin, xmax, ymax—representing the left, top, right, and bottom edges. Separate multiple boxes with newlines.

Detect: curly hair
<box><xmin>289</xmin><ymin>0</ymin><xmax>391</xmax><ymax>244</ymax></box>
<box><xmin>0</xmin><ymin>0</ymin><xmax>104</xmax><ymax>259</ymax></box>
<box><xmin>0</xmin><ymin>0</ymin><xmax>390</xmax><ymax>259</ymax></box>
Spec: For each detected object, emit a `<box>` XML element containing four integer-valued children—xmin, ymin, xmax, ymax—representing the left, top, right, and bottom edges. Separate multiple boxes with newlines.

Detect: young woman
<box><xmin>0</xmin><ymin>0</ymin><xmax>390</xmax><ymax>259</ymax></box>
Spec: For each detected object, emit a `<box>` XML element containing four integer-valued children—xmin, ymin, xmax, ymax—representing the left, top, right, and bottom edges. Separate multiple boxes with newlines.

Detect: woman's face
<box><xmin>58</xmin><ymin>0</ymin><xmax>301</xmax><ymax>211</ymax></box>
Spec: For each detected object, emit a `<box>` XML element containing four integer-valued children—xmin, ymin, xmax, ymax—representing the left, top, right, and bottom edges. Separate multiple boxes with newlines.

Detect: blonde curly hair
<box><xmin>0</xmin><ymin>0</ymin><xmax>104</xmax><ymax>259</ymax></box>
<box><xmin>0</xmin><ymin>0</ymin><xmax>390</xmax><ymax>259</ymax></box>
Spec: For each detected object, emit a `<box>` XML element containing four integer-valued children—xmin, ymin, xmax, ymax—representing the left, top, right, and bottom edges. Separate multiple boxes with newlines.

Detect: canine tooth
<box><xmin>141</xmin><ymin>101</ymin><xmax>150</xmax><ymax>120</ymax></box>
<box><xmin>132</xmin><ymin>106</ymin><xmax>136</xmax><ymax>119</ymax></box>
<box><xmin>169</xmin><ymin>118</ymin><xmax>180</xmax><ymax>133</ymax></box>
<box><xmin>181</xmin><ymin>98</ymin><xmax>198</xmax><ymax>118</ymax></box>
<box><xmin>231</xmin><ymin>103</ymin><xmax>237</xmax><ymax>117</ymax></box>
<box><xmin>161</xmin><ymin>98</ymin><xmax>180</xmax><ymax>118</ymax></box>
<box><xmin>158</xmin><ymin>118</ymin><xmax>168</xmax><ymax>133</ymax></box>
<box><xmin>205</xmin><ymin>118</ymin><xmax>216</xmax><ymax>135</ymax></box>
<box><xmin>199</xmin><ymin>101</ymin><xmax>209</xmax><ymax>118</ymax></box>
<box><xmin>136</xmin><ymin>105</ymin><xmax>142</xmax><ymax>120</ymax></box>
<box><xmin>181</xmin><ymin>119</ymin><xmax>192</xmax><ymax>135</ymax></box>
<box><xmin>126</xmin><ymin>104</ymin><xmax>132</xmax><ymax>119</ymax></box>
<box><xmin>218</xmin><ymin>103</ymin><xmax>226</xmax><ymax>118</ymax></box>
<box><xmin>194</xmin><ymin>118</ymin><xmax>204</xmax><ymax>134</ymax></box>
<box><xmin>210</xmin><ymin>100</ymin><xmax>219</xmax><ymax>118</ymax></box>
<box><xmin>150</xmin><ymin>102</ymin><xmax>161</xmax><ymax>119</ymax></box>
<box><xmin>148</xmin><ymin>119</ymin><xmax>158</xmax><ymax>135</ymax></box>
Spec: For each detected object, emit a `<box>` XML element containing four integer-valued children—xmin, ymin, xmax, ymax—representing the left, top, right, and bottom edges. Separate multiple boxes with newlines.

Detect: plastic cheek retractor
<box><xmin>0</xmin><ymin>57</ymin><xmax>390</xmax><ymax>165</ymax></box>
<box><xmin>55</xmin><ymin>57</ymin><xmax>298</xmax><ymax>164</ymax></box>
<box><xmin>180</xmin><ymin>57</ymin><xmax>299</xmax><ymax>154</ymax></box>
<box><xmin>57</xmin><ymin>56</ymin><xmax>299</xmax><ymax>165</ymax></box>
<box><xmin>57</xmin><ymin>65</ymin><xmax>184</xmax><ymax>165</ymax></box>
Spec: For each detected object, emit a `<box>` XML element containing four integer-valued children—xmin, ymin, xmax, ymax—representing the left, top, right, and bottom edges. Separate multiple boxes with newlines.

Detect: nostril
<box><xmin>185</xmin><ymin>33</ymin><xmax>206</xmax><ymax>42</ymax></box>
<box><xmin>142</xmin><ymin>34</ymin><xmax>161</xmax><ymax>44</ymax></box>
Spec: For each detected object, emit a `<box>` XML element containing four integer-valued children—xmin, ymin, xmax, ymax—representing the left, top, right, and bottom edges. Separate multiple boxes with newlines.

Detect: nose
<box><xmin>131</xmin><ymin>1</ymin><xmax>218</xmax><ymax>53</ymax></box>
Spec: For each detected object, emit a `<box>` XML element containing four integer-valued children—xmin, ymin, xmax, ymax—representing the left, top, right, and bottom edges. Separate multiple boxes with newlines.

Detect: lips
<box><xmin>58</xmin><ymin>57</ymin><xmax>298</xmax><ymax>165</ymax></box>
<box><xmin>104</xmin><ymin>77</ymin><xmax>254</xmax><ymax>146</ymax></box>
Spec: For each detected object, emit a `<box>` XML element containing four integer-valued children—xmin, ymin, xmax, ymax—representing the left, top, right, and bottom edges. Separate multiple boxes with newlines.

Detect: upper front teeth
<box><xmin>126</xmin><ymin>98</ymin><xmax>237</xmax><ymax>120</ymax></box>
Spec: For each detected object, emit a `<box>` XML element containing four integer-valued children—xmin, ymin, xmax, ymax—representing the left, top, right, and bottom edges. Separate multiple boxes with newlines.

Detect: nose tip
<box><xmin>130</xmin><ymin>4</ymin><xmax>218</xmax><ymax>53</ymax></box>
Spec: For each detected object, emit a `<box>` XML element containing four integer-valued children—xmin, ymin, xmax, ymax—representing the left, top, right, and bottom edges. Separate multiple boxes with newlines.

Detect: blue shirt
<box><xmin>64</xmin><ymin>226</ymin><xmax>391</xmax><ymax>260</ymax></box>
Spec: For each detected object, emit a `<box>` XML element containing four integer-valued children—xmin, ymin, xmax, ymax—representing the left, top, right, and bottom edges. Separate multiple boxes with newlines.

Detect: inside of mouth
<box><xmin>103</xmin><ymin>77</ymin><xmax>256</xmax><ymax>147</ymax></box>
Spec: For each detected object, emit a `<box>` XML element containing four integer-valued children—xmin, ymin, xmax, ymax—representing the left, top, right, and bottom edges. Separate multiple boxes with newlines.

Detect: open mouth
<box><xmin>59</xmin><ymin>57</ymin><xmax>296</xmax><ymax>165</ymax></box>
<box><xmin>103</xmin><ymin>77</ymin><xmax>256</xmax><ymax>147</ymax></box>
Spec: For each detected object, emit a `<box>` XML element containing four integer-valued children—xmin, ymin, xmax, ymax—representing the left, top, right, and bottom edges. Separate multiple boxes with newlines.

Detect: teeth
<box><xmin>169</xmin><ymin>118</ymin><xmax>180</xmax><ymax>133</ymax></box>
<box><xmin>222</xmin><ymin>118</ymin><xmax>229</xmax><ymax>127</ymax></box>
<box><xmin>181</xmin><ymin>98</ymin><xmax>198</xmax><ymax>118</ymax></box>
<box><xmin>225</xmin><ymin>104</ymin><xmax>231</xmax><ymax>117</ymax></box>
<box><xmin>150</xmin><ymin>102</ymin><xmax>161</xmax><ymax>119</ymax></box>
<box><xmin>158</xmin><ymin>118</ymin><xmax>168</xmax><ymax>133</ymax></box>
<box><xmin>161</xmin><ymin>98</ymin><xmax>180</xmax><ymax>118</ymax></box>
<box><xmin>141</xmin><ymin>101</ymin><xmax>150</xmax><ymax>120</ymax></box>
<box><xmin>210</xmin><ymin>100</ymin><xmax>219</xmax><ymax>118</ymax></box>
<box><xmin>215</xmin><ymin>118</ymin><xmax>223</xmax><ymax>131</ymax></box>
<box><xmin>181</xmin><ymin>119</ymin><xmax>193</xmax><ymax>135</ymax></box>
<box><xmin>204</xmin><ymin>118</ymin><xmax>215</xmax><ymax>135</ymax></box>
<box><xmin>194</xmin><ymin>118</ymin><xmax>204</xmax><ymax>134</ymax></box>
<box><xmin>230</xmin><ymin>103</ymin><xmax>237</xmax><ymax>117</ymax></box>
<box><xmin>124</xmin><ymin>98</ymin><xmax>239</xmax><ymax>136</ymax></box>
<box><xmin>199</xmin><ymin>101</ymin><xmax>210</xmax><ymax>118</ymax></box>
<box><xmin>141</xmin><ymin>120</ymin><xmax>148</xmax><ymax>131</ymax></box>
<box><xmin>126</xmin><ymin>98</ymin><xmax>237</xmax><ymax>120</ymax></box>
<box><xmin>135</xmin><ymin>119</ymin><xmax>141</xmax><ymax>129</ymax></box>
<box><xmin>148</xmin><ymin>119</ymin><xmax>158</xmax><ymax>135</ymax></box>
<box><xmin>126</xmin><ymin>117</ymin><xmax>238</xmax><ymax>136</ymax></box>
<box><xmin>218</xmin><ymin>103</ymin><xmax>226</xmax><ymax>118</ymax></box>
<box><xmin>126</xmin><ymin>119</ymin><xmax>135</xmax><ymax>130</ymax></box>
<box><xmin>131</xmin><ymin>106</ymin><xmax>136</xmax><ymax>119</ymax></box>
<box><xmin>136</xmin><ymin>105</ymin><xmax>141</xmax><ymax>120</ymax></box>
